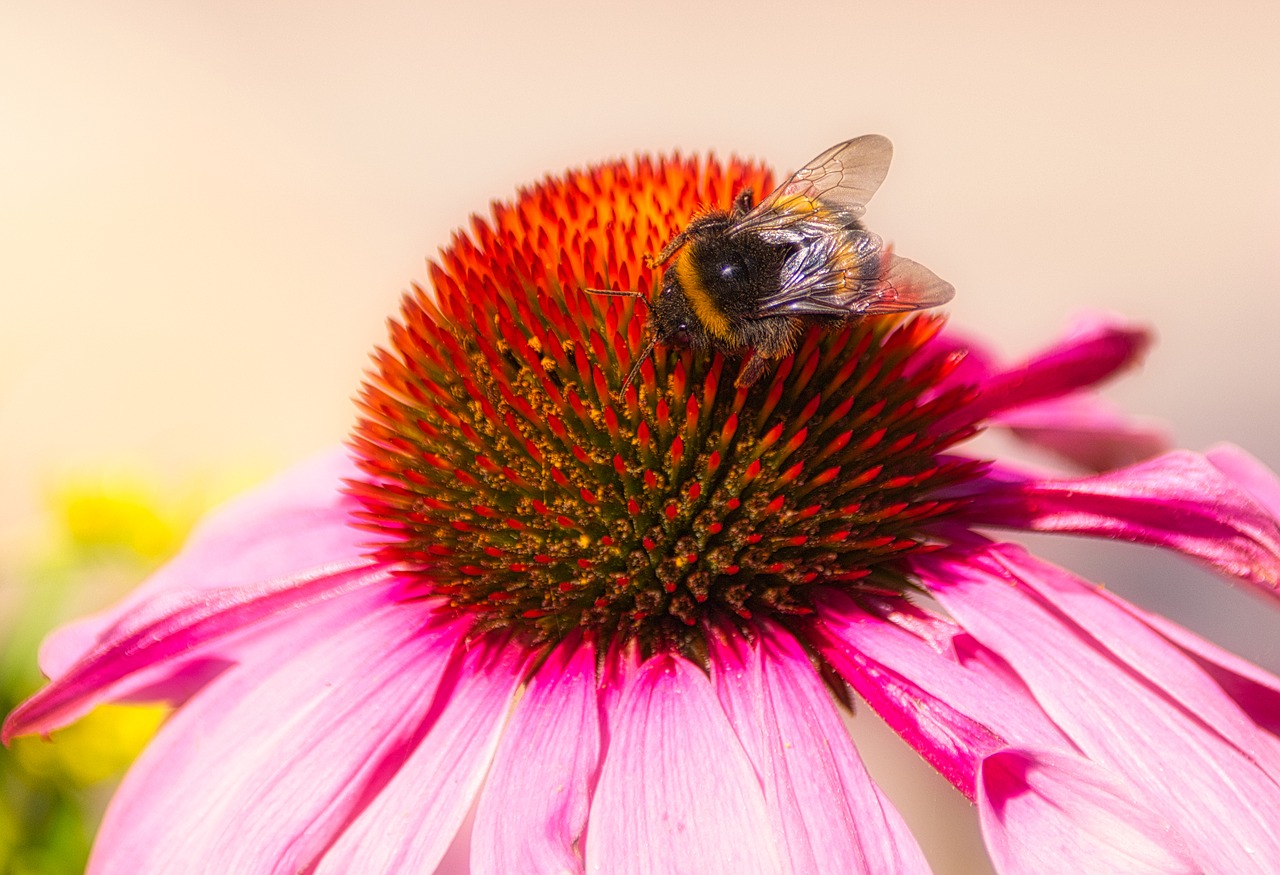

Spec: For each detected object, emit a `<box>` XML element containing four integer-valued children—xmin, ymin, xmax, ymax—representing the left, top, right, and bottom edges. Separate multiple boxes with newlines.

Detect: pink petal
<box><xmin>585</xmin><ymin>652</ymin><xmax>785</xmax><ymax>874</ymax></box>
<box><xmin>994</xmin><ymin>394</ymin><xmax>1170</xmax><ymax>471</ymax></box>
<box><xmin>1101</xmin><ymin>588</ymin><xmax>1280</xmax><ymax>741</ymax></box>
<box><xmin>709</xmin><ymin>621</ymin><xmax>932</xmax><ymax>874</ymax></box>
<box><xmin>598</xmin><ymin>635</ymin><xmax>642</xmax><ymax>720</ymax></box>
<box><xmin>919</xmin><ymin>326</ymin><xmax>998</xmax><ymax>390</ymax></box>
<box><xmin>995</xmin><ymin>546</ymin><xmax>1280</xmax><ymax>782</ymax></box>
<box><xmin>471</xmin><ymin>633</ymin><xmax>600</xmax><ymax>875</ymax></box>
<box><xmin>925</xmin><ymin>315</ymin><xmax>1164</xmax><ymax>470</ymax></box>
<box><xmin>963</xmin><ymin>450</ymin><xmax>1280</xmax><ymax>595</ymax></box>
<box><xmin>4</xmin><ymin>562</ymin><xmax>390</xmax><ymax>741</ymax></box>
<box><xmin>12</xmin><ymin>447</ymin><xmax>379</xmax><ymax>733</ymax></box>
<box><xmin>808</xmin><ymin>591</ymin><xmax>1070</xmax><ymax>799</ymax></box>
<box><xmin>87</xmin><ymin>601</ymin><xmax>464</xmax><ymax>874</ymax></box>
<box><xmin>314</xmin><ymin>632</ymin><xmax>529</xmax><ymax>874</ymax></box>
<box><xmin>978</xmin><ymin>748</ymin><xmax>1197</xmax><ymax>875</ymax></box>
<box><xmin>938</xmin><ymin>313</ymin><xmax>1150</xmax><ymax>430</ymax></box>
<box><xmin>1208</xmin><ymin>443</ymin><xmax>1280</xmax><ymax>519</ymax></box>
<box><xmin>925</xmin><ymin>544</ymin><xmax>1280</xmax><ymax>873</ymax></box>
<box><xmin>39</xmin><ymin>447</ymin><xmax>366</xmax><ymax>680</ymax></box>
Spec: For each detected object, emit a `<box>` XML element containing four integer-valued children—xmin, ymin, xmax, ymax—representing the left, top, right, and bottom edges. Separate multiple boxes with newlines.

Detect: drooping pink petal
<box><xmin>992</xmin><ymin>546</ymin><xmax>1280</xmax><ymax>782</ymax></box>
<box><xmin>709</xmin><ymin>621</ymin><xmax>932</xmax><ymax>874</ymax></box>
<box><xmin>4</xmin><ymin>562</ymin><xmax>391</xmax><ymax>741</ymax></box>
<box><xmin>925</xmin><ymin>317</ymin><xmax>1167</xmax><ymax>470</ymax></box>
<box><xmin>39</xmin><ymin>447</ymin><xmax>366</xmax><ymax>681</ymax></box>
<box><xmin>808</xmin><ymin>591</ymin><xmax>1070</xmax><ymax>799</ymax></box>
<box><xmin>994</xmin><ymin>394</ymin><xmax>1170</xmax><ymax>471</ymax></box>
<box><xmin>471</xmin><ymin>633</ymin><xmax>600</xmax><ymax>875</ymax></box>
<box><xmin>13</xmin><ymin>448</ymin><xmax>378</xmax><ymax>731</ymax></box>
<box><xmin>937</xmin><ymin>313</ymin><xmax>1150</xmax><ymax>431</ymax></box>
<box><xmin>1208</xmin><ymin>443</ymin><xmax>1280</xmax><ymax>519</ymax></box>
<box><xmin>962</xmin><ymin>450</ymin><xmax>1280</xmax><ymax>595</ymax></box>
<box><xmin>924</xmin><ymin>543</ymin><xmax>1280</xmax><ymax>873</ymax></box>
<box><xmin>1100</xmin><ymin>587</ymin><xmax>1280</xmax><ymax>741</ymax></box>
<box><xmin>978</xmin><ymin>748</ymin><xmax>1197</xmax><ymax>875</ymax></box>
<box><xmin>87</xmin><ymin>601</ymin><xmax>465</xmax><ymax>874</ymax></box>
<box><xmin>314</xmin><ymin>632</ymin><xmax>529</xmax><ymax>875</ymax></box>
<box><xmin>585</xmin><ymin>652</ymin><xmax>785</xmax><ymax>874</ymax></box>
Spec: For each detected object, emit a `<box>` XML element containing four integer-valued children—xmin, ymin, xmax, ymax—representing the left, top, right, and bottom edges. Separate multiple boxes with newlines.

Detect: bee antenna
<box><xmin>584</xmin><ymin>287</ymin><xmax>650</xmax><ymax>311</ymax></box>
<box><xmin>616</xmin><ymin>334</ymin><xmax>658</xmax><ymax>397</ymax></box>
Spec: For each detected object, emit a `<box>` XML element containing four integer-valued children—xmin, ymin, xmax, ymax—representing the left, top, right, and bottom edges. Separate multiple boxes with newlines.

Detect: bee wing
<box><xmin>867</xmin><ymin>253</ymin><xmax>956</xmax><ymax>313</ymax></box>
<box><xmin>732</xmin><ymin>135</ymin><xmax>894</xmax><ymax>237</ymax></box>
<box><xmin>755</xmin><ymin>236</ymin><xmax>954</xmax><ymax>319</ymax></box>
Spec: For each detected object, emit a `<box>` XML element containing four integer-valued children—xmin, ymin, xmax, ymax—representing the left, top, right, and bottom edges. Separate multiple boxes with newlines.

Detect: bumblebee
<box><xmin>597</xmin><ymin>135</ymin><xmax>954</xmax><ymax>390</ymax></box>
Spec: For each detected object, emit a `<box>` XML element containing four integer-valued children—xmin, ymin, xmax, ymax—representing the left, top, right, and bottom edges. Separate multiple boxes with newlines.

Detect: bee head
<box><xmin>608</xmin><ymin>278</ymin><xmax>703</xmax><ymax>396</ymax></box>
<box><xmin>650</xmin><ymin>282</ymin><xmax>699</xmax><ymax>347</ymax></box>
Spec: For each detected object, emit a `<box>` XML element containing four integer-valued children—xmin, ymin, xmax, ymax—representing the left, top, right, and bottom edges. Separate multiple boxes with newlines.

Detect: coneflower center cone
<box><xmin>348</xmin><ymin>156</ymin><xmax>982</xmax><ymax>651</ymax></box>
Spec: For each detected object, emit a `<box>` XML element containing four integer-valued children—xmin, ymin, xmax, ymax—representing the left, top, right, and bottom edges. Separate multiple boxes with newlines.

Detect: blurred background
<box><xmin>2</xmin><ymin>1</ymin><xmax>1278</xmax><ymax>872</ymax></box>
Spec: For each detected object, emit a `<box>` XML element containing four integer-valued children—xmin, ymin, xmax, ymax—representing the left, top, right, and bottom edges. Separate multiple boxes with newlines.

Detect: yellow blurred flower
<box><xmin>1</xmin><ymin>464</ymin><xmax>267</xmax><ymax>874</ymax></box>
<box><xmin>11</xmin><ymin>703</ymin><xmax>169</xmax><ymax>787</ymax></box>
<box><xmin>58</xmin><ymin>486</ymin><xmax>179</xmax><ymax>559</ymax></box>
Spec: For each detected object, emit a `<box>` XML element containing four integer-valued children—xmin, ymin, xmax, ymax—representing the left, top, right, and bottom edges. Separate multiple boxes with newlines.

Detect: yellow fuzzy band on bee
<box><xmin>675</xmin><ymin>250</ymin><xmax>732</xmax><ymax>340</ymax></box>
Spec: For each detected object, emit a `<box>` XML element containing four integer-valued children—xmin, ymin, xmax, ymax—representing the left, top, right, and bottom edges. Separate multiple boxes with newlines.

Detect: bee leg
<box><xmin>646</xmin><ymin>212</ymin><xmax>734</xmax><ymax>268</ymax></box>
<box><xmin>645</xmin><ymin>228</ymin><xmax>694</xmax><ymax>269</ymax></box>
<box><xmin>730</xmin><ymin>187</ymin><xmax>755</xmax><ymax>218</ymax></box>
<box><xmin>735</xmin><ymin>353</ymin><xmax>771</xmax><ymax>389</ymax></box>
<box><xmin>734</xmin><ymin>319</ymin><xmax>800</xmax><ymax>388</ymax></box>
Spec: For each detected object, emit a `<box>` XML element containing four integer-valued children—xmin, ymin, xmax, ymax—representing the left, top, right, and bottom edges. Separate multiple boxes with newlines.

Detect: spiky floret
<box><xmin>349</xmin><ymin>154</ymin><xmax>981</xmax><ymax>650</ymax></box>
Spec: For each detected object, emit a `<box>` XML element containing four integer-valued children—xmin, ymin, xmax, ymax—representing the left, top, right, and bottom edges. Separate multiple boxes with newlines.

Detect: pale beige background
<box><xmin>3</xmin><ymin>2</ymin><xmax>1279</xmax><ymax>872</ymax></box>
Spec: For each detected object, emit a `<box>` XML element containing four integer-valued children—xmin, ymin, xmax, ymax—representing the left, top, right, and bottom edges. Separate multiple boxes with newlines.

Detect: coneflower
<box><xmin>8</xmin><ymin>151</ymin><xmax>1280</xmax><ymax>874</ymax></box>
